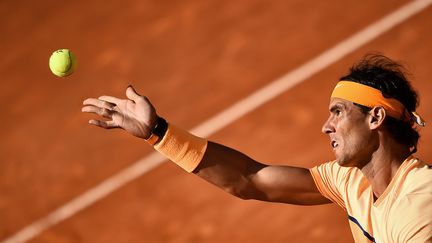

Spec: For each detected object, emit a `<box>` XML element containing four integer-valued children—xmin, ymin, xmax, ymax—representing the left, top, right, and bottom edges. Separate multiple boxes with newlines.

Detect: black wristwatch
<box><xmin>145</xmin><ymin>116</ymin><xmax>168</xmax><ymax>145</ymax></box>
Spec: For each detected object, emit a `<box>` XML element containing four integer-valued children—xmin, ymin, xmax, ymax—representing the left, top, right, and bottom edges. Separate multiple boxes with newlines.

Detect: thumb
<box><xmin>126</xmin><ymin>85</ymin><xmax>141</xmax><ymax>102</ymax></box>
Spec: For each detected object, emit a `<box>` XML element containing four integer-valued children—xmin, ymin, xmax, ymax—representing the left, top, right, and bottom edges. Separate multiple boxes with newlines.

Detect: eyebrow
<box><xmin>329</xmin><ymin>103</ymin><xmax>345</xmax><ymax>113</ymax></box>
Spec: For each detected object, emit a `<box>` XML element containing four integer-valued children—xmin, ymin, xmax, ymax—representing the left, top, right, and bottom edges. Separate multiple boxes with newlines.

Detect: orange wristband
<box><xmin>154</xmin><ymin>124</ymin><xmax>208</xmax><ymax>172</ymax></box>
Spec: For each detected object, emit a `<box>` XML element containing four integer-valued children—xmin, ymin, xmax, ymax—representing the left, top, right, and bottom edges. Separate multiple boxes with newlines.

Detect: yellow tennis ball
<box><xmin>49</xmin><ymin>49</ymin><xmax>76</xmax><ymax>77</ymax></box>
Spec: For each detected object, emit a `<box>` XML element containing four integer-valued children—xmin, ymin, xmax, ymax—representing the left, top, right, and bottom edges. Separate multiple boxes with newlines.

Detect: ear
<box><xmin>368</xmin><ymin>106</ymin><xmax>386</xmax><ymax>129</ymax></box>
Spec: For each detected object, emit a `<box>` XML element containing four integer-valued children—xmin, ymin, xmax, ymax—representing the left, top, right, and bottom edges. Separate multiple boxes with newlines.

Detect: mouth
<box><xmin>331</xmin><ymin>140</ymin><xmax>339</xmax><ymax>150</ymax></box>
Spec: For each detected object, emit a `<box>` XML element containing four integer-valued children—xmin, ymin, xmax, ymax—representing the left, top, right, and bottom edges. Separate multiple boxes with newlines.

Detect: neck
<box><xmin>360</xmin><ymin>137</ymin><xmax>411</xmax><ymax>199</ymax></box>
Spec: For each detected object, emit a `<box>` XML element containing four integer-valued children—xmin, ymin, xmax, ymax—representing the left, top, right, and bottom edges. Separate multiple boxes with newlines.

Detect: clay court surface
<box><xmin>1</xmin><ymin>0</ymin><xmax>432</xmax><ymax>242</ymax></box>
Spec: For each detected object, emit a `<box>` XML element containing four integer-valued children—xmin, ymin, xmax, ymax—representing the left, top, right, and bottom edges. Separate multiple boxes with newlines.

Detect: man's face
<box><xmin>322</xmin><ymin>98</ymin><xmax>378</xmax><ymax>167</ymax></box>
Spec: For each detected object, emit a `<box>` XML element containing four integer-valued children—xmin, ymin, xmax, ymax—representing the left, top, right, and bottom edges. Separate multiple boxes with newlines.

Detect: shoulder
<box><xmin>312</xmin><ymin>160</ymin><xmax>354</xmax><ymax>174</ymax></box>
<box><xmin>390</xmin><ymin>158</ymin><xmax>432</xmax><ymax>242</ymax></box>
<box><xmin>310</xmin><ymin>160</ymin><xmax>363</xmax><ymax>194</ymax></box>
<box><xmin>311</xmin><ymin>160</ymin><xmax>360</xmax><ymax>182</ymax></box>
<box><xmin>402</xmin><ymin>157</ymin><xmax>432</xmax><ymax>195</ymax></box>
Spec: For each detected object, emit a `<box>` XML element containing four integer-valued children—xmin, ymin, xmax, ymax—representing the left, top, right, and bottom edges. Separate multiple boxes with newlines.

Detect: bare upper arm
<box><xmin>194</xmin><ymin>142</ymin><xmax>331</xmax><ymax>205</ymax></box>
<box><xmin>248</xmin><ymin>165</ymin><xmax>331</xmax><ymax>205</ymax></box>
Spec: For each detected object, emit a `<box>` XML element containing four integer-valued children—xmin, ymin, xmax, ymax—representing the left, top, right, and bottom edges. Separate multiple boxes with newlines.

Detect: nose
<box><xmin>321</xmin><ymin>117</ymin><xmax>335</xmax><ymax>134</ymax></box>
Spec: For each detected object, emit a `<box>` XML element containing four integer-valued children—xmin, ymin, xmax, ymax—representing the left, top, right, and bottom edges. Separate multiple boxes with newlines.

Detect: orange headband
<box><xmin>331</xmin><ymin>81</ymin><xmax>425</xmax><ymax>126</ymax></box>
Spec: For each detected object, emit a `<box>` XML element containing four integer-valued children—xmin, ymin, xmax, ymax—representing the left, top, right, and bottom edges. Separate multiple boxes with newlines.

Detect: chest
<box><xmin>344</xmin><ymin>182</ymin><xmax>402</xmax><ymax>242</ymax></box>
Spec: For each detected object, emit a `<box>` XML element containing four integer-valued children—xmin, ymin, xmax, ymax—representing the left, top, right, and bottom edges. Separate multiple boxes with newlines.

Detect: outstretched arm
<box><xmin>82</xmin><ymin>86</ymin><xmax>330</xmax><ymax>205</ymax></box>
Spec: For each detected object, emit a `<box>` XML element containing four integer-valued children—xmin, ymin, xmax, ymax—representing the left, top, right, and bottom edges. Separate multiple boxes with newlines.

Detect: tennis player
<box><xmin>82</xmin><ymin>54</ymin><xmax>431</xmax><ymax>242</ymax></box>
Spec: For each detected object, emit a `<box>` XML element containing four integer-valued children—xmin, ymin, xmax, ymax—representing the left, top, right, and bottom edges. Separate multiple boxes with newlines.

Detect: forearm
<box><xmin>193</xmin><ymin>141</ymin><xmax>267</xmax><ymax>199</ymax></box>
<box><xmin>152</xmin><ymin>123</ymin><xmax>265</xmax><ymax>199</ymax></box>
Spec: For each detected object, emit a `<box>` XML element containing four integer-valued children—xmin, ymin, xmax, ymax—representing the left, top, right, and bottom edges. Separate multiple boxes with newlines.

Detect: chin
<box><xmin>335</xmin><ymin>156</ymin><xmax>356</xmax><ymax>167</ymax></box>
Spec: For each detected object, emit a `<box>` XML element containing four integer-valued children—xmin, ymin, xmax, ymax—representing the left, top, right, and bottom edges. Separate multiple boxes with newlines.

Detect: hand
<box><xmin>82</xmin><ymin>85</ymin><xmax>158</xmax><ymax>139</ymax></box>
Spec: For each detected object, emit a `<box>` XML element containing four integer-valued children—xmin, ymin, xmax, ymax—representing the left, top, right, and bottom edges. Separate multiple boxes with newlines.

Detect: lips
<box><xmin>331</xmin><ymin>140</ymin><xmax>339</xmax><ymax>149</ymax></box>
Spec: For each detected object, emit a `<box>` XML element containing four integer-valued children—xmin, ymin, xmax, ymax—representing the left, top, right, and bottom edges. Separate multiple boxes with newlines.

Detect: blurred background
<box><xmin>1</xmin><ymin>0</ymin><xmax>431</xmax><ymax>242</ymax></box>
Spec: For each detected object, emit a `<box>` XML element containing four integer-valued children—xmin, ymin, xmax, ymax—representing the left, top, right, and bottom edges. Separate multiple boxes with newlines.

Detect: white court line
<box><xmin>3</xmin><ymin>0</ymin><xmax>432</xmax><ymax>242</ymax></box>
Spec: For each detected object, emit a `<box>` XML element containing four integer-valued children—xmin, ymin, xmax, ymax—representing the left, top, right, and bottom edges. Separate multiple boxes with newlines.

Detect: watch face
<box><xmin>153</xmin><ymin>117</ymin><xmax>168</xmax><ymax>138</ymax></box>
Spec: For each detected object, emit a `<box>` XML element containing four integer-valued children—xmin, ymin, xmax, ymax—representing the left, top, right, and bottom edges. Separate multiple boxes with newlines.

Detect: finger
<box><xmin>82</xmin><ymin>106</ymin><xmax>114</xmax><ymax>118</ymax></box>
<box><xmin>126</xmin><ymin>85</ymin><xmax>142</xmax><ymax>102</ymax></box>
<box><xmin>83</xmin><ymin>98</ymin><xmax>98</xmax><ymax>106</ymax></box>
<box><xmin>89</xmin><ymin>119</ymin><xmax>118</xmax><ymax>129</ymax></box>
<box><xmin>98</xmin><ymin>96</ymin><xmax>122</xmax><ymax>106</ymax></box>
<box><xmin>83</xmin><ymin>98</ymin><xmax>116</xmax><ymax>110</ymax></box>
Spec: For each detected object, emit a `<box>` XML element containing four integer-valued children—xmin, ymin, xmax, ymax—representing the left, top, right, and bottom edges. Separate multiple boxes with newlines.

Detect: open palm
<box><xmin>82</xmin><ymin>86</ymin><xmax>157</xmax><ymax>139</ymax></box>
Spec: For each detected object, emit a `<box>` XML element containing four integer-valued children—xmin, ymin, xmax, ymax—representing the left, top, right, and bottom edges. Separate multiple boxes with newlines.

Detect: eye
<box><xmin>335</xmin><ymin>109</ymin><xmax>341</xmax><ymax>116</ymax></box>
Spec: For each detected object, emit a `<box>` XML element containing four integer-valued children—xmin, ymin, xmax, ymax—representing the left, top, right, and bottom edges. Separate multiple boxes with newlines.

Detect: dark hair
<box><xmin>339</xmin><ymin>54</ymin><xmax>420</xmax><ymax>151</ymax></box>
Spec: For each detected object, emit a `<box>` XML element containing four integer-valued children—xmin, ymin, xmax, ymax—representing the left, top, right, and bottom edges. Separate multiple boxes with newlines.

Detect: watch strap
<box><xmin>145</xmin><ymin>116</ymin><xmax>168</xmax><ymax>145</ymax></box>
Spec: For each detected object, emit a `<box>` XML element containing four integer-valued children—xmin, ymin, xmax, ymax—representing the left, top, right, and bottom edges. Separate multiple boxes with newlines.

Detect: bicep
<box><xmin>250</xmin><ymin>165</ymin><xmax>331</xmax><ymax>205</ymax></box>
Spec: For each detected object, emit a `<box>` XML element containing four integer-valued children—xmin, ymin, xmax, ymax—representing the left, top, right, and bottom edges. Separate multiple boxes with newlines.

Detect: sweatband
<box><xmin>331</xmin><ymin>81</ymin><xmax>426</xmax><ymax>126</ymax></box>
<box><xmin>331</xmin><ymin>81</ymin><xmax>406</xmax><ymax>119</ymax></box>
<box><xmin>154</xmin><ymin>124</ymin><xmax>208</xmax><ymax>172</ymax></box>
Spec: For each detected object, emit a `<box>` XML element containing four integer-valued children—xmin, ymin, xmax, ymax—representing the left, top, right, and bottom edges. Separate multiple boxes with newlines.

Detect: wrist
<box><xmin>145</xmin><ymin>116</ymin><xmax>168</xmax><ymax>145</ymax></box>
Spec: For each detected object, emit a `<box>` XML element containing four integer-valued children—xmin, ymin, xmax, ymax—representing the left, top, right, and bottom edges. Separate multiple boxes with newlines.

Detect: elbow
<box><xmin>224</xmin><ymin>188</ymin><xmax>251</xmax><ymax>200</ymax></box>
<box><xmin>222</xmin><ymin>184</ymin><xmax>260</xmax><ymax>200</ymax></box>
